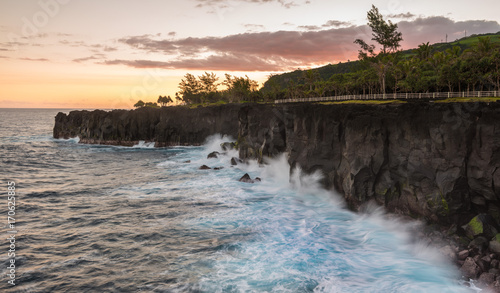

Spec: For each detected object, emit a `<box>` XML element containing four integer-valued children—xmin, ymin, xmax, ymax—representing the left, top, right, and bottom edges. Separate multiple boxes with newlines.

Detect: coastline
<box><xmin>53</xmin><ymin>102</ymin><xmax>500</xmax><ymax>290</ymax></box>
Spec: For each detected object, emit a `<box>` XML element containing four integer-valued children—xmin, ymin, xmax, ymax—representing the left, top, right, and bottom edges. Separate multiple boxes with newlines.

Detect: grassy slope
<box><xmin>262</xmin><ymin>32</ymin><xmax>500</xmax><ymax>92</ymax></box>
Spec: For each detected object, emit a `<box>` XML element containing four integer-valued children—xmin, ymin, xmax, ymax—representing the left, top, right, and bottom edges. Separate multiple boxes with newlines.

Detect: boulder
<box><xmin>199</xmin><ymin>165</ymin><xmax>211</xmax><ymax>170</ymax></box>
<box><xmin>207</xmin><ymin>151</ymin><xmax>220</xmax><ymax>159</ymax></box>
<box><xmin>239</xmin><ymin>173</ymin><xmax>255</xmax><ymax>183</ymax></box>
<box><xmin>490</xmin><ymin>234</ymin><xmax>500</xmax><ymax>254</ymax></box>
<box><xmin>469</xmin><ymin>237</ymin><xmax>489</xmax><ymax>254</ymax></box>
<box><xmin>231</xmin><ymin>157</ymin><xmax>243</xmax><ymax>166</ymax></box>
<box><xmin>461</xmin><ymin>257</ymin><xmax>482</xmax><ymax>279</ymax></box>
<box><xmin>463</xmin><ymin>214</ymin><xmax>499</xmax><ymax>240</ymax></box>
<box><xmin>458</xmin><ymin>250</ymin><xmax>470</xmax><ymax>260</ymax></box>
<box><xmin>478</xmin><ymin>272</ymin><xmax>496</xmax><ymax>286</ymax></box>
<box><xmin>221</xmin><ymin>142</ymin><xmax>236</xmax><ymax>151</ymax></box>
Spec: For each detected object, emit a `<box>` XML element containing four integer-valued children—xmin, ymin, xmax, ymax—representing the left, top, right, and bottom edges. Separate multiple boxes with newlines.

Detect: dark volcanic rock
<box><xmin>239</xmin><ymin>173</ymin><xmax>255</xmax><ymax>183</ymax></box>
<box><xmin>231</xmin><ymin>157</ymin><xmax>243</xmax><ymax>166</ymax></box>
<box><xmin>199</xmin><ymin>165</ymin><xmax>211</xmax><ymax>170</ymax></box>
<box><xmin>55</xmin><ymin>102</ymin><xmax>500</xmax><ymax>229</ymax></box>
<box><xmin>53</xmin><ymin>105</ymin><xmax>241</xmax><ymax>146</ymax></box>
<box><xmin>207</xmin><ymin>151</ymin><xmax>220</xmax><ymax>159</ymax></box>
<box><xmin>461</xmin><ymin>257</ymin><xmax>482</xmax><ymax>279</ymax></box>
<box><xmin>221</xmin><ymin>142</ymin><xmax>236</xmax><ymax>151</ymax></box>
<box><xmin>237</xmin><ymin>102</ymin><xmax>500</xmax><ymax>227</ymax></box>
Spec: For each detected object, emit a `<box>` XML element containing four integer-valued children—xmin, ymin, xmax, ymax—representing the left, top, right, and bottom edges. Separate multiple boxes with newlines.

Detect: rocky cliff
<box><xmin>53</xmin><ymin>105</ymin><xmax>241</xmax><ymax>146</ymax></box>
<box><xmin>236</xmin><ymin>102</ymin><xmax>500</xmax><ymax>227</ymax></box>
<box><xmin>54</xmin><ymin>101</ymin><xmax>500</xmax><ymax>287</ymax></box>
<box><xmin>54</xmin><ymin>102</ymin><xmax>500</xmax><ymax>226</ymax></box>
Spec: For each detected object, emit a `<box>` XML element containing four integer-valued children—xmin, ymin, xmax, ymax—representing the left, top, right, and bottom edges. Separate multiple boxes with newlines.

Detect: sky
<box><xmin>1</xmin><ymin>0</ymin><xmax>499</xmax><ymax>109</ymax></box>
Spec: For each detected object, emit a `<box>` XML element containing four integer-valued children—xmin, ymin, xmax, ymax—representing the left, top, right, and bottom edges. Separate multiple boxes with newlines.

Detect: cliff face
<box><xmin>237</xmin><ymin>102</ymin><xmax>500</xmax><ymax>225</ymax></box>
<box><xmin>54</xmin><ymin>102</ymin><xmax>500</xmax><ymax>225</ymax></box>
<box><xmin>53</xmin><ymin>105</ymin><xmax>241</xmax><ymax>146</ymax></box>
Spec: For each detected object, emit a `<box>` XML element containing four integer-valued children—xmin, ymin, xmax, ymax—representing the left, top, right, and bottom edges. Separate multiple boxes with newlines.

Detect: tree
<box><xmin>177</xmin><ymin>73</ymin><xmax>202</xmax><ymax>104</ymax></box>
<box><xmin>415</xmin><ymin>42</ymin><xmax>432</xmax><ymax>61</ymax></box>
<box><xmin>354</xmin><ymin>5</ymin><xmax>403</xmax><ymax>96</ymax></box>
<box><xmin>144</xmin><ymin>102</ymin><xmax>159</xmax><ymax>108</ymax></box>
<box><xmin>198</xmin><ymin>72</ymin><xmax>219</xmax><ymax>94</ymax></box>
<box><xmin>157</xmin><ymin>95</ymin><xmax>173</xmax><ymax>107</ymax></box>
<box><xmin>134</xmin><ymin>100</ymin><xmax>145</xmax><ymax>108</ymax></box>
<box><xmin>222</xmin><ymin>74</ymin><xmax>259</xmax><ymax>102</ymax></box>
<box><xmin>355</xmin><ymin>5</ymin><xmax>403</xmax><ymax>56</ymax></box>
<box><xmin>301</xmin><ymin>69</ymin><xmax>321</xmax><ymax>92</ymax></box>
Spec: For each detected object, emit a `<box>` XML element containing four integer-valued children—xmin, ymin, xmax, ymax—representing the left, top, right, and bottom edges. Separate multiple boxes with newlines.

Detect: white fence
<box><xmin>274</xmin><ymin>91</ymin><xmax>500</xmax><ymax>104</ymax></box>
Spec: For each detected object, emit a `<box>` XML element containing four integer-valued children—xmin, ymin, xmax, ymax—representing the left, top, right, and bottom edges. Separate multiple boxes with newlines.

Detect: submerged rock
<box><xmin>239</xmin><ymin>173</ymin><xmax>259</xmax><ymax>183</ymax></box>
<box><xmin>231</xmin><ymin>157</ymin><xmax>243</xmax><ymax>166</ymax></box>
<box><xmin>221</xmin><ymin>142</ymin><xmax>236</xmax><ymax>151</ymax></box>
<box><xmin>199</xmin><ymin>165</ymin><xmax>211</xmax><ymax>170</ymax></box>
<box><xmin>207</xmin><ymin>151</ymin><xmax>220</xmax><ymax>159</ymax></box>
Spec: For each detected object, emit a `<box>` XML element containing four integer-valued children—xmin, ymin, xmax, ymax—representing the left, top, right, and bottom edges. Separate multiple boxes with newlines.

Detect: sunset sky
<box><xmin>1</xmin><ymin>0</ymin><xmax>499</xmax><ymax>109</ymax></box>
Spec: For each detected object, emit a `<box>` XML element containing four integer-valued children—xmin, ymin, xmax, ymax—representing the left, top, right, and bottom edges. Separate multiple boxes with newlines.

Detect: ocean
<box><xmin>0</xmin><ymin>108</ymin><xmax>476</xmax><ymax>292</ymax></box>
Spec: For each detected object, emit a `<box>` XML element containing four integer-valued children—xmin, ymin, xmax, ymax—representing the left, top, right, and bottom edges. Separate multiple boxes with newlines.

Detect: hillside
<box><xmin>261</xmin><ymin>32</ymin><xmax>500</xmax><ymax>94</ymax></box>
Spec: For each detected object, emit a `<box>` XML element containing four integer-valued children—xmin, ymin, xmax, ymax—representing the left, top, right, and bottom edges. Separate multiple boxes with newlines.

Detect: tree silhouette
<box><xmin>134</xmin><ymin>100</ymin><xmax>145</xmax><ymax>108</ymax></box>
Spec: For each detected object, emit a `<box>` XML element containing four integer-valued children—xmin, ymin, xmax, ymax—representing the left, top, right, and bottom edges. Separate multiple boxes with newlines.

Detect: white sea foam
<box><xmin>132</xmin><ymin>140</ymin><xmax>156</xmax><ymax>148</ymax></box>
<box><xmin>152</xmin><ymin>134</ymin><xmax>472</xmax><ymax>292</ymax></box>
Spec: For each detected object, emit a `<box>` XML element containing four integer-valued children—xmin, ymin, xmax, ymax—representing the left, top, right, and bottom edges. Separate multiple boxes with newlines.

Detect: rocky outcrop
<box><xmin>55</xmin><ymin>102</ymin><xmax>500</xmax><ymax>226</ymax></box>
<box><xmin>237</xmin><ymin>102</ymin><xmax>500</xmax><ymax>227</ymax></box>
<box><xmin>53</xmin><ymin>105</ymin><xmax>241</xmax><ymax>146</ymax></box>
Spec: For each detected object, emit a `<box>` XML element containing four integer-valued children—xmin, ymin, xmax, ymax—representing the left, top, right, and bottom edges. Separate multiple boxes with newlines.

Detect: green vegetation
<box><xmin>133</xmin><ymin>99</ymin><xmax>159</xmax><ymax>108</ymax></box>
<box><xmin>468</xmin><ymin>216</ymin><xmax>484</xmax><ymax>235</ymax></box>
<box><xmin>261</xmin><ymin>31</ymin><xmax>500</xmax><ymax>101</ymax></box>
<box><xmin>133</xmin><ymin>5</ymin><xmax>500</xmax><ymax>107</ymax></box>
<box><xmin>433</xmin><ymin>97</ymin><xmax>500</xmax><ymax>103</ymax></box>
<box><xmin>175</xmin><ymin>72</ymin><xmax>261</xmax><ymax>105</ymax></box>
<box><xmin>157</xmin><ymin>95</ymin><xmax>173</xmax><ymax>107</ymax></box>
<box><xmin>320</xmin><ymin>100</ymin><xmax>406</xmax><ymax>105</ymax></box>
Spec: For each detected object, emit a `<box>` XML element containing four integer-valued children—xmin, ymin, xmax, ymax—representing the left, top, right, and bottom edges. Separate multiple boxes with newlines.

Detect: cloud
<box><xmin>195</xmin><ymin>0</ymin><xmax>308</xmax><ymax>9</ymax></box>
<box><xmin>19</xmin><ymin>58</ymin><xmax>50</xmax><ymax>62</ymax></box>
<box><xmin>322</xmin><ymin>20</ymin><xmax>352</xmax><ymax>28</ymax></box>
<box><xmin>388</xmin><ymin>12</ymin><xmax>416</xmax><ymax>19</ymax></box>
<box><xmin>110</xmin><ymin>16</ymin><xmax>500</xmax><ymax>72</ymax></box>
<box><xmin>398</xmin><ymin>17</ymin><xmax>500</xmax><ymax>47</ymax></box>
<box><xmin>103</xmin><ymin>54</ymin><xmax>303</xmax><ymax>71</ymax></box>
<box><xmin>243</xmin><ymin>24</ymin><xmax>266</xmax><ymax>31</ymax></box>
<box><xmin>118</xmin><ymin>27</ymin><xmax>365</xmax><ymax>71</ymax></box>
<box><xmin>73</xmin><ymin>54</ymin><xmax>106</xmax><ymax>63</ymax></box>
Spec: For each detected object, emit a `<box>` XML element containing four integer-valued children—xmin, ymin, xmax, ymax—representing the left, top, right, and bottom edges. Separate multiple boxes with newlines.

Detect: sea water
<box><xmin>0</xmin><ymin>109</ymin><xmax>475</xmax><ymax>292</ymax></box>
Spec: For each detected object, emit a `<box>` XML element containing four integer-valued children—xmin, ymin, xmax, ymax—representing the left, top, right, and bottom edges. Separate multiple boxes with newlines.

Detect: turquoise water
<box><xmin>0</xmin><ymin>109</ymin><xmax>473</xmax><ymax>292</ymax></box>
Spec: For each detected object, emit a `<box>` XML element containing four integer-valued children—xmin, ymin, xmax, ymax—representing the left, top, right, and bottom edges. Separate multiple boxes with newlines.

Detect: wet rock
<box><xmin>255</xmin><ymin>177</ymin><xmax>262</xmax><ymax>182</ymax></box>
<box><xmin>492</xmin><ymin>259</ymin><xmax>500</xmax><ymax>269</ymax></box>
<box><xmin>214</xmin><ymin>167</ymin><xmax>224</xmax><ymax>170</ymax></box>
<box><xmin>479</xmin><ymin>272</ymin><xmax>496</xmax><ymax>286</ymax></box>
<box><xmin>490</xmin><ymin>235</ymin><xmax>500</xmax><ymax>254</ymax></box>
<box><xmin>469</xmin><ymin>237</ymin><xmax>489</xmax><ymax>254</ymax></box>
<box><xmin>231</xmin><ymin>157</ymin><xmax>243</xmax><ymax>166</ymax></box>
<box><xmin>184</xmin><ymin>160</ymin><xmax>191</xmax><ymax>163</ymax></box>
<box><xmin>463</xmin><ymin>214</ymin><xmax>499</xmax><ymax>240</ymax></box>
<box><xmin>474</xmin><ymin>255</ymin><xmax>489</xmax><ymax>272</ymax></box>
<box><xmin>490</xmin><ymin>268</ymin><xmax>500</xmax><ymax>275</ymax></box>
<box><xmin>440</xmin><ymin>245</ymin><xmax>457</xmax><ymax>262</ymax></box>
<box><xmin>199</xmin><ymin>165</ymin><xmax>211</xmax><ymax>170</ymax></box>
<box><xmin>221</xmin><ymin>142</ymin><xmax>236</xmax><ymax>151</ymax></box>
<box><xmin>461</xmin><ymin>257</ymin><xmax>482</xmax><ymax>279</ymax></box>
<box><xmin>458</xmin><ymin>250</ymin><xmax>470</xmax><ymax>260</ymax></box>
<box><xmin>207</xmin><ymin>151</ymin><xmax>220</xmax><ymax>159</ymax></box>
<box><xmin>239</xmin><ymin>173</ymin><xmax>259</xmax><ymax>183</ymax></box>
